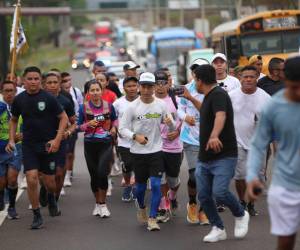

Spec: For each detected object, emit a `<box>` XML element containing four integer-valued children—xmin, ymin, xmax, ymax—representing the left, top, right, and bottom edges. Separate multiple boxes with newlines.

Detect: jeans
<box><xmin>195</xmin><ymin>157</ymin><xmax>244</xmax><ymax>229</ymax></box>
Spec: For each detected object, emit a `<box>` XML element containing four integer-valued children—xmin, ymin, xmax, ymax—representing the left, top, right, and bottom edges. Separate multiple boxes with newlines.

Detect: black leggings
<box><xmin>84</xmin><ymin>140</ymin><xmax>113</xmax><ymax>192</ymax></box>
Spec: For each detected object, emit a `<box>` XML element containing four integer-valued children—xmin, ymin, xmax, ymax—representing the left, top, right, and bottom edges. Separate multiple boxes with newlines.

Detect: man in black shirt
<box><xmin>6</xmin><ymin>66</ymin><xmax>68</xmax><ymax>229</ymax></box>
<box><xmin>182</xmin><ymin>64</ymin><xmax>249</xmax><ymax>243</ymax></box>
<box><xmin>44</xmin><ymin>72</ymin><xmax>76</xmax><ymax>203</ymax></box>
<box><xmin>257</xmin><ymin>57</ymin><xmax>285</xmax><ymax>96</ymax></box>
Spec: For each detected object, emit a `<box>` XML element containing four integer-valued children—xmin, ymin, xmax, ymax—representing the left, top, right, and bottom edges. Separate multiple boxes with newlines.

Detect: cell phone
<box><xmin>173</xmin><ymin>86</ymin><xmax>185</xmax><ymax>96</ymax></box>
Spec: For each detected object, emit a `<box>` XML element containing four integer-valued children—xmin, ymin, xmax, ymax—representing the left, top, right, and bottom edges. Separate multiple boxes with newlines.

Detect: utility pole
<box><xmin>201</xmin><ymin>0</ymin><xmax>205</xmax><ymax>33</ymax></box>
<box><xmin>179</xmin><ymin>0</ymin><xmax>184</xmax><ymax>26</ymax></box>
<box><xmin>155</xmin><ymin>0</ymin><xmax>160</xmax><ymax>28</ymax></box>
<box><xmin>0</xmin><ymin>0</ymin><xmax>9</xmax><ymax>79</ymax></box>
<box><xmin>166</xmin><ymin>6</ymin><xmax>170</xmax><ymax>27</ymax></box>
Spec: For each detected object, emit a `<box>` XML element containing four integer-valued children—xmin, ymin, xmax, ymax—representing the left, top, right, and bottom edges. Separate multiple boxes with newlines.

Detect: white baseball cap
<box><xmin>211</xmin><ymin>53</ymin><xmax>227</xmax><ymax>63</ymax></box>
<box><xmin>139</xmin><ymin>72</ymin><xmax>156</xmax><ymax>85</ymax></box>
<box><xmin>123</xmin><ymin>61</ymin><xmax>140</xmax><ymax>70</ymax></box>
<box><xmin>189</xmin><ymin>58</ymin><xmax>210</xmax><ymax>70</ymax></box>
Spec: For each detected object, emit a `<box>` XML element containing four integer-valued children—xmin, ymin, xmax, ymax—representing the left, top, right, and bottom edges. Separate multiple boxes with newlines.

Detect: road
<box><xmin>0</xmin><ymin>70</ymin><xmax>299</xmax><ymax>250</ymax></box>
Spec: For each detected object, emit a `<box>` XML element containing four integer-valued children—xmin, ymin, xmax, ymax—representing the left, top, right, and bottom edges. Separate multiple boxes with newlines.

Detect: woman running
<box><xmin>78</xmin><ymin>80</ymin><xmax>117</xmax><ymax>218</ymax></box>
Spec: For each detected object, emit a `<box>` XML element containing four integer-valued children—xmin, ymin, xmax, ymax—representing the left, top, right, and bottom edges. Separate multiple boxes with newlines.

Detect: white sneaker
<box><xmin>60</xmin><ymin>187</ymin><xmax>66</xmax><ymax>196</ymax></box>
<box><xmin>92</xmin><ymin>204</ymin><xmax>100</xmax><ymax>216</ymax></box>
<box><xmin>64</xmin><ymin>177</ymin><xmax>72</xmax><ymax>187</ymax></box>
<box><xmin>234</xmin><ymin>210</ymin><xmax>250</xmax><ymax>238</ymax></box>
<box><xmin>203</xmin><ymin>226</ymin><xmax>227</xmax><ymax>243</ymax></box>
<box><xmin>99</xmin><ymin>204</ymin><xmax>111</xmax><ymax>218</ymax></box>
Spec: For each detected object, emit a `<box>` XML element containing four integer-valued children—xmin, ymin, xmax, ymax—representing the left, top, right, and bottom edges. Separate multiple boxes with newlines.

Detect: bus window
<box><xmin>282</xmin><ymin>30</ymin><xmax>300</xmax><ymax>53</ymax></box>
<box><xmin>241</xmin><ymin>33</ymin><xmax>281</xmax><ymax>56</ymax></box>
<box><xmin>226</xmin><ymin>36</ymin><xmax>240</xmax><ymax>61</ymax></box>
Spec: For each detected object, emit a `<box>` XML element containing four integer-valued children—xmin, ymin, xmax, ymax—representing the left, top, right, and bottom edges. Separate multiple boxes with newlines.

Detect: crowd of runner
<box><xmin>0</xmin><ymin>52</ymin><xmax>299</xmax><ymax>249</ymax></box>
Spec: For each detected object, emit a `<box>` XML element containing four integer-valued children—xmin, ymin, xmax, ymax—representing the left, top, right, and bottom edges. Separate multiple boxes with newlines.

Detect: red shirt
<box><xmin>101</xmin><ymin>89</ymin><xmax>117</xmax><ymax>104</ymax></box>
<box><xmin>84</xmin><ymin>89</ymin><xmax>117</xmax><ymax>104</ymax></box>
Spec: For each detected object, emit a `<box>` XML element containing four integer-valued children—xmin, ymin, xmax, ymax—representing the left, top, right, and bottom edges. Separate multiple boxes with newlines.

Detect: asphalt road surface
<box><xmin>0</xmin><ymin>70</ymin><xmax>299</xmax><ymax>250</ymax></box>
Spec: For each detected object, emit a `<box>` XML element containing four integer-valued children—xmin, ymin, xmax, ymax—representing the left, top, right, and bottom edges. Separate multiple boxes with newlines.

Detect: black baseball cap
<box><xmin>123</xmin><ymin>76</ymin><xmax>138</xmax><ymax>86</ymax></box>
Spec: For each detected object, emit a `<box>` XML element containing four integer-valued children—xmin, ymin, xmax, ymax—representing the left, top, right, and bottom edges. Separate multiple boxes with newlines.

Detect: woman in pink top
<box><xmin>154</xmin><ymin>70</ymin><xmax>183</xmax><ymax>223</ymax></box>
<box><xmin>78</xmin><ymin>81</ymin><xmax>117</xmax><ymax>218</ymax></box>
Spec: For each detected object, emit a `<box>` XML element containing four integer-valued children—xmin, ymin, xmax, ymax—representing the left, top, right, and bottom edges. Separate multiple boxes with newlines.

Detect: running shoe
<box><xmin>136</xmin><ymin>206</ymin><xmax>148</xmax><ymax>223</ymax></box>
<box><xmin>92</xmin><ymin>204</ymin><xmax>100</xmax><ymax>216</ymax></box>
<box><xmin>234</xmin><ymin>211</ymin><xmax>250</xmax><ymax>238</ymax></box>
<box><xmin>186</xmin><ymin>203</ymin><xmax>199</xmax><ymax>224</ymax></box>
<box><xmin>157</xmin><ymin>209</ymin><xmax>170</xmax><ymax>223</ymax></box>
<box><xmin>48</xmin><ymin>204</ymin><xmax>61</xmax><ymax>217</ymax></box>
<box><xmin>240</xmin><ymin>200</ymin><xmax>247</xmax><ymax>210</ymax></box>
<box><xmin>122</xmin><ymin>186</ymin><xmax>132</xmax><ymax>202</ymax></box>
<box><xmin>169</xmin><ymin>198</ymin><xmax>178</xmax><ymax>216</ymax></box>
<box><xmin>131</xmin><ymin>186</ymin><xmax>137</xmax><ymax>200</ymax></box>
<box><xmin>7</xmin><ymin>207</ymin><xmax>20</xmax><ymax>220</ymax></box>
<box><xmin>247</xmin><ymin>202</ymin><xmax>258</xmax><ymax>216</ymax></box>
<box><xmin>39</xmin><ymin>186</ymin><xmax>48</xmax><ymax>207</ymax></box>
<box><xmin>198</xmin><ymin>210</ymin><xmax>210</xmax><ymax>225</ymax></box>
<box><xmin>203</xmin><ymin>226</ymin><xmax>227</xmax><ymax>243</ymax></box>
<box><xmin>99</xmin><ymin>204</ymin><xmax>111</xmax><ymax>218</ymax></box>
<box><xmin>217</xmin><ymin>203</ymin><xmax>226</xmax><ymax>213</ymax></box>
<box><xmin>147</xmin><ymin>218</ymin><xmax>160</xmax><ymax>231</ymax></box>
<box><xmin>31</xmin><ymin>213</ymin><xmax>43</xmax><ymax>230</ymax></box>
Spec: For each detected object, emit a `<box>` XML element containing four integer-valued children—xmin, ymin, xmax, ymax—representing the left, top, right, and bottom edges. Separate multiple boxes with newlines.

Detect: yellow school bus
<box><xmin>211</xmin><ymin>10</ymin><xmax>300</xmax><ymax>73</ymax></box>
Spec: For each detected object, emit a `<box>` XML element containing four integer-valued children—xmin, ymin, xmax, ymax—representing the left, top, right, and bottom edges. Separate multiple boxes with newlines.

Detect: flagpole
<box><xmin>10</xmin><ymin>0</ymin><xmax>21</xmax><ymax>81</ymax></box>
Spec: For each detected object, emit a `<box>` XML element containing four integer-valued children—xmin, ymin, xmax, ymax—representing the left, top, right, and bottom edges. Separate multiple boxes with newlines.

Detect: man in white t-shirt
<box><xmin>119</xmin><ymin>72</ymin><xmax>172</xmax><ymax>232</ymax></box>
<box><xmin>211</xmin><ymin>53</ymin><xmax>241</xmax><ymax>92</ymax></box>
<box><xmin>229</xmin><ymin>65</ymin><xmax>270</xmax><ymax>216</ymax></box>
<box><xmin>113</xmin><ymin>76</ymin><xmax>139</xmax><ymax>202</ymax></box>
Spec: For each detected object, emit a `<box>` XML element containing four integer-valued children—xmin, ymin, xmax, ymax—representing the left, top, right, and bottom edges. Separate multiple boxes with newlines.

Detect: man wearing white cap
<box><xmin>119</xmin><ymin>72</ymin><xmax>173</xmax><ymax>232</ymax></box>
<box><xmin>211</xmin><ymin>53</ymin><xmax>241</xmax><ymax>92</ymax></box>
<box><xmin>178</xmin><ymin>58</ymin><xmax>210</xmax><ymax>225</ymax></box>
<box><xmin>119</xmin><ymin>61</ymin><xmax>140</xmax><ymax>94</ymax></box>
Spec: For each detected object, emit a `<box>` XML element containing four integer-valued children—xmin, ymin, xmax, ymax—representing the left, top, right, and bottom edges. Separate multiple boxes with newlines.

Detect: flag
<box><xmin>10</xmin><ymin>3</ymin><xmax>28</xmax><ymax>55</ymax></box>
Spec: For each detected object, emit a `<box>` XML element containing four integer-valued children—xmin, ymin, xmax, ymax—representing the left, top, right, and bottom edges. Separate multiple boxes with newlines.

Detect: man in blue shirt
<box><xmin>247</xmin><ymin>56</ymin><xmax>300</xmax><ymax>250</ymax></box>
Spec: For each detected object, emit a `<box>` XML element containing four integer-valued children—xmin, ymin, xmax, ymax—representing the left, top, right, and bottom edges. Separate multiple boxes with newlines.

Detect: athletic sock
<box><xmin>7</xmin><ymin>186</ymin><xmax>18</xmax><ymax>208</ymax></box>
<box><xmin>169</xmin><ymin>190</ymin><xmax>177</xmax><ymax>200</ymax></box>
<box><xmin>150</xmin><ymin>177</ymin><xmax>162</xmax><ymax>218</ymax></box>
<box><xmin>189</xmin><ymin>195</ymin><xmax>197</xmax><ymax>205</ymax></box>
<box><xmin>159</xmin><ymin>196</ymin><xmax>167</xmax><ymax>210</ymax></box>
<box><xmin>65</xmin><ymin>170</ymin><xmax>72</xmax><ymax>179</ymax></box>
<box><xmin>136</xmin><ymin>183</ymin><xmax>147</xmax><ymax>209</ymax></box>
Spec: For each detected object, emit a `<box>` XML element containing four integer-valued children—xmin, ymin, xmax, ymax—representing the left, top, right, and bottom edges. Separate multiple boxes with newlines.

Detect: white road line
<box><xmin>0</xmin><ymin>188</ymin><xmax>24</xmax><ymax>226</ymax></box>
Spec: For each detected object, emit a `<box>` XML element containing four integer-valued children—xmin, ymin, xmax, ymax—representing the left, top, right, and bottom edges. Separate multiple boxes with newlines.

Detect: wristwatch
<box><xmin>132</xmin><ymin>133</ymin><xmax>136</xmax><ymax>140</ymax></box>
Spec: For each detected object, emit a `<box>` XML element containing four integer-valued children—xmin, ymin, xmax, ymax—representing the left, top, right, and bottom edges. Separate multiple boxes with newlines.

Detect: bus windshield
<box><xmin>241</xmin><ymin>30</ymin><xmax>300</xmax><ymax>57</ymax></box>
<box><xmin>157</xmin><ymin>38</ymin><xmax>195</xmax><ymax>65</ymax></box>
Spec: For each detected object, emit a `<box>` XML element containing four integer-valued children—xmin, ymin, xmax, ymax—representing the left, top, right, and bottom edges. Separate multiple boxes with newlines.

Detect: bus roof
<box><xmin>212</xmin><ymin>9</ymin><xmax>300</xmax><ymax>38</ymax></box>
<box><xmin>153</xmin><ymin>27</ymin><xmax>196</xmax><ymax>40</ymax></box>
